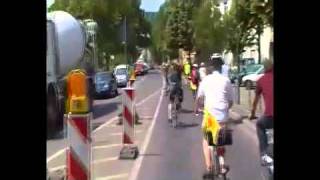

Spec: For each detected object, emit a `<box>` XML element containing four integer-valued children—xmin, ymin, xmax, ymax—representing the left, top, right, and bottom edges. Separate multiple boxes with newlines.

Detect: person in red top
<box><xmin>249</xmin><ymin>59</ymin><xmax>273</xmax><ymax>165</ymax></box>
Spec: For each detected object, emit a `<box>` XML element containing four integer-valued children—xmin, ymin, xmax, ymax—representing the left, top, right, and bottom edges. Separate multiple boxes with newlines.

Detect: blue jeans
<box><xmin>256</xmin><ymin>116</ymin><xmax>273</xmax><ymax>156</ymax></box>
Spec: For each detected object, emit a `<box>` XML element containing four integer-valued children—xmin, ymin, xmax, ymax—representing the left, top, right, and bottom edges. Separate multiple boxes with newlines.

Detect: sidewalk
<box><xmin>231</xmin><ymin>87</ymin><xmax>265</xmax><ymax>131</ymax></box>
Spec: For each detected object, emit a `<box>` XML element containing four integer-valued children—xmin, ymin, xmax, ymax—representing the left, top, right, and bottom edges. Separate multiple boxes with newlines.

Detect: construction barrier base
<box><xmin>119</xmin><ymin>145</ymin><xmax>139</xmax><ymax>160</ymax></box>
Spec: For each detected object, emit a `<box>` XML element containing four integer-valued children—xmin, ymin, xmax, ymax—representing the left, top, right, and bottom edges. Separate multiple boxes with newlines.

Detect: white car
<box><xmin>114</xmin><ymin>64</ymin><xmax>129</xmax><ymax>87</ymax></box>
<box><xmin>241</xmin><ymin>64</ymin><xmax>264</xmax><ymax>89</ymax></box>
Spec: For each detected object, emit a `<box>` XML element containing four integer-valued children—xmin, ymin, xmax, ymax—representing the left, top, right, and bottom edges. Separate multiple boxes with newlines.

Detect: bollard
<box><xmin>119</xmin><ymin>87</ymin><xmax>139</xmax><ymax>159</ymax></box>
<box><xmin>65</xmin><ymin>69</ymin><xmax>92</xmax><ymax>180</ymax></box>
<box><xmin>66</xmin><ymin>113</ymin><xmax>92</xmax><ymax>180</ymax></box>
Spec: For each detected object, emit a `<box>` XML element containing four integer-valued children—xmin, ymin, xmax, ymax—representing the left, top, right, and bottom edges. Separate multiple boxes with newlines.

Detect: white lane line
<box><xmin>47</xmin><ymin>148</ymin><xmax>67</xmax><ymax>163</ymax></box>
<box><xmin>93</xmin><ymin>143</ymin><xmax>121</xmax><ymax>150</ymax></box>
<box><xmin>47</xmin><ymin>71</ymin><xmax>160</xmax><ymax>165</ymax></box>
<box><xmin>48</xmin><ymin>165</ymin><xmax>66</xmax><ymax>172</ymax></box>
<box><xmin>136</xmin><ymin>89</ymin><xmax>161</xmax><ymax>106</ymax></box>
<box><xmin>128</xmin><ymin>73</ymin><xmax>165</xmax><ymax>180</ymax></box>
<box><xmin>93</xmin><ymin>116</ymin><xmax>119</xmax><ymax>133</ymax></box>
<box><xmin>96</xmin><ymin>173</ymin><xmax>128</xmax><ymax>180</ymax></box>
<box><xmin>109</xmin><ymin>130</ymin><xmax>143</xmax><ymax>136</ymax></box>
<box><xmin>93</xmin><ymin>156</ymin><xmax>118</xmax><ymax>165</ymax></box>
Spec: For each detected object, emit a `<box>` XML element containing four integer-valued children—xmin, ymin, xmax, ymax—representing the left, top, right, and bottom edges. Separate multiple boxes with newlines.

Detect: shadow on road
<box><xmin>176</xmin><ymin>122</ymin><xmax>199</xmax><ymax>129</ymax></box>
<box><xmin>140</xmin><ymin>153</ymin><xmax>162</xmax><ymax>157</ymax></box>
<box><xmin>94</xmin><ymin>93</ymin><xmax>121</xmax><ymax>100</ymax></box>
<box><xmin>180</xmin><ymin>108</ymin><xmax>194</xmax><ymax>114</ymax></box>
<box><xmin>93</xmin><ymin>102</ymin><xmax>120</xmax><ymax>119</ymax></box>
<box><xmin>146</xmin><ymin>70</ymin><xmax>159</xmax><ymax>75</ymax></box>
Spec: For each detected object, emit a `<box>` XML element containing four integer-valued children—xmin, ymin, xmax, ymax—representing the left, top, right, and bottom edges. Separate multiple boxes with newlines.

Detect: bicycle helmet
<box><xmin>209</xmin><ymin>53</ymin><xmax>223</xmax><ymax>67</ymax></box>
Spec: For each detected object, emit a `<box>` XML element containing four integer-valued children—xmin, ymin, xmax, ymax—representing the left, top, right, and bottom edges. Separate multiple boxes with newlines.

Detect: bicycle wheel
<box><xmin>173</xmin><ymin>96</ymin><xmax>179</xmax><ymax>128</ymax></box>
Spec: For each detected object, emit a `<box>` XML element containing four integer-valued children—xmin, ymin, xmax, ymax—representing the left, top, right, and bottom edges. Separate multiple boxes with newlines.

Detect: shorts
<box><xmin>169</xmin><ymin>87</ymin><xmax>183</xmax><ymax>102</ymax></box>
<box><xmin>202</xmin><ymin>109</ymin><xmax>221</xmax><ymax>143</ymax></box>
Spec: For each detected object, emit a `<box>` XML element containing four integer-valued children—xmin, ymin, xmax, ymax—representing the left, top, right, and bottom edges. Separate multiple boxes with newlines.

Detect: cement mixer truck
<box><xmin>47</xmin><ymin>11</ymin><xmax>96</xmax><ymax>134</ymax></box>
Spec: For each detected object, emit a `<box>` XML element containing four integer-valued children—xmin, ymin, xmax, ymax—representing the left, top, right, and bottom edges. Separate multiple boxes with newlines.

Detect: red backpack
<box><xmin>191</xmin><ymin>69</ymin><xmax>199</xmax><ymax>84</ymax></box>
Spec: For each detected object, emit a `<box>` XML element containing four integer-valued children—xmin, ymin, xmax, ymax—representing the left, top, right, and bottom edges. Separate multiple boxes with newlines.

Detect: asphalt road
<box><xmin>47</xmin><ymin>69</ymin><xmax>162</xmax><ymax>163</ymax></box>
<box><xmin>47</xmin><ymin>70</ymin><xmax>271</xmax><ymax>180</ymax></box>
<box><xmin>135</xmin><ymin>83</ymin><xmax>269</xmax><ymax>180</ymax></box>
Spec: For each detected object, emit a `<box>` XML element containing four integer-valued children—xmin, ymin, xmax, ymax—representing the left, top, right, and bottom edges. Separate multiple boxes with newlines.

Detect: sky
<box><xmin>47</xmin><ymin>0</ymin><xmax>165</xmax><ymax>12</ymax></box>
<box><xmin>47</xmin><ymin>0</ymin><xmax>54</xmax><ymax>8</ymax></box>
<box><xmin>140</xmin><ymin>0</ymin><xmax>165</xmax><ymax>12</ymax></box>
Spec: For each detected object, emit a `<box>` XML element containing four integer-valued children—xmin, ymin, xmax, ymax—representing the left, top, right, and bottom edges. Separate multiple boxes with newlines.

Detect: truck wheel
<box><xmin>47</xmin><ymin>94</ymin><xmax>59</xmax><ymax>135</ymax></box>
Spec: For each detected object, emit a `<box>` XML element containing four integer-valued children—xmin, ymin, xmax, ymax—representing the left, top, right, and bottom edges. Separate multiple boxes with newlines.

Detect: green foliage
<box><xmin>49</xmin><ymin>0</ymin><xmax>151</xmax><ymax>66</ymax></box>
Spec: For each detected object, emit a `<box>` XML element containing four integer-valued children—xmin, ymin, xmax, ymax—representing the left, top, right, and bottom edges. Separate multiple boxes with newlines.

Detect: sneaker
<box><xmin>261</xmin><ymin>154</ymin><xmax>273</xmax><ymax>166</ymax></box>
<box><xmin>221</xmin><ymin>165</ymin><xmax>230</xmax><ymax>175</ymax></box>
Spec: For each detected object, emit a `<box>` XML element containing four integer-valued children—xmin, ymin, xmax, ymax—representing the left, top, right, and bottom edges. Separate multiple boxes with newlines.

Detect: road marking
<box><xmin>93</xmin><ymin>156</ymin><xmax>118</xmax><ymax>165</ymax></box>
<box><xmin>128</xmin><ymin>73</ymin><xmax>165</xmax><ymax>180</ymax></box>
<box><xmin>96</xmin><ymin>173</ymin><xmax>128</xmax><ymax>180</ymax></box>
<box><xmin>47</xmin><ymin>148</ymin><xmax>67</xmax><ymax>163</ymax></box>
<box><xmin>136</xmin><ymin>89</ymin><xmax>161</xmax><ymax>106</ymax></box>
<box><xmin>47</xmin><ymin>71</ymin><xmax>160</xmax><ymax>165</ymax></box>
<box><xmin>93</xmin><ymin>116</ymin><xmax>119</xmax><ymax>133</ymax></box>
<box><xmin>48</xmin><ymin>165</ymin><xmax>66</xmax><ymax>172</ymax></box>
<box><xmin>93</xmin><ymin>143</ymin><xmax>121</xmax><ymax>150</ymax></box>
<box><xmin>109</xmin><ymin>130</ymin><xmax>142</xmax><ymax>136</ymax></box>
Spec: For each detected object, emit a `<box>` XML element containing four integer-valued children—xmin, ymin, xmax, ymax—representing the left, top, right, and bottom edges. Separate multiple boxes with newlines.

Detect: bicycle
<box><xmin>265</xmin><ymin>129</ymin><xmax>273</xmax><ymax>180</ymax></box>
<box><xmin>249</xmin><ymin>116</ymin><xmax>273</xmax><ymax>180</ymax></box>
<box><xmin>205</xmin><ymin>121</ymin><xmax>232</xmax><ymax>180</ymax></box>
<box><xmin>170</xmin><ymin>93</ymin><xmax>180</xmax><ymax>128</ymax></box>
<box><xmin>199</xmin><ymin>110</ymin><xmax>244</xmax><ymax>180</ymax></box>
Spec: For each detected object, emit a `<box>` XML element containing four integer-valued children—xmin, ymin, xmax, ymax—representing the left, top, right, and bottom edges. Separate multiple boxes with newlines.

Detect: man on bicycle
<box><xmin>194</xmin><ymin>54</ymin><xmax>234</xmax><ymax>174</ymax></box>
<box><xmin>161</xmin><ymin>62</ymin><xmax>169</xmax><ymax>90</ymax></box>
<box><xmin>249</xmin><ymin>59</ymin><xmax>273</xmax><ymax>166</ymax></box>
<box><xmin>168</xmin><ymin>62</ymin><xmax>183</xmax><ymax>123</ymax></box>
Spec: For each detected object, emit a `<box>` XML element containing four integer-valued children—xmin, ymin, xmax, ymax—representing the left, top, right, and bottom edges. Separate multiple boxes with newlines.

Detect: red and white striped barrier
<box><xmin>66</xmin><ymin>113</ymin><xmax>92</xmax><ymax>180</ymax></box>
<box><xmin>120</xmin><ymin>87</ymin><xmax>139</xmax><ymax>159</ymax></box>
<box><xmin>122</xmin><ymin>87</ymin><xmax>135</xmax><ymax>144</ymax></box>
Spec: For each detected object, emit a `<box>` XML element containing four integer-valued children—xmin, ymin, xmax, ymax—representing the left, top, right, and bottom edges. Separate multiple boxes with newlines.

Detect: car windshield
<box><xmin>96</xmin><ymin>73</ymin><xmax>111</xmax><ymax>82</ymax></box>
<box><xmin>245</xmin><ymin>65</ymin><xmax>263</xmax><ymax>74</ymax></box>
<box><xmin>116</xmin><ymin>68</ymin><xmax>127</xmax><ymax>75</ymax></box>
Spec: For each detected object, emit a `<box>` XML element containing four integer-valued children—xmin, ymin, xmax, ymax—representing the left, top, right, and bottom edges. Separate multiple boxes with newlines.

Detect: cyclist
<box><xmin>194</xmin><ymin>54</ymin><xmax>234</xmax><ymax>175</ymax></box>
<box><xmin>168</xmin><ymin>62</ymin><xmax>183</xmax><ymax>123</ymax></box>
<box><xmin>183</xmin><ymin>60</ymin><xmax>191</xmax><ymax>77</ymax></box>
<box><xmin>161</xmin><ymin>62</ymin><xmax>169</xmax><ymax>90</ymax></box>
<box><xmin>190</xmin><ymin>63</ymin><xmax>200</xmax><ymax>99</ymax></box>
<box><xmin>249</xmin><ymin>59</ymin><xmax>273</xmax><ymax>166</ymax></box>
<box><xmin>199</xmin><ymin>62</ymin><xmax>207</xmax><ymax>82</ymax></box>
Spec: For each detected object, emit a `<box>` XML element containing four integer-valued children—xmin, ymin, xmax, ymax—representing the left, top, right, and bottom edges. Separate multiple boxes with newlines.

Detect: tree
<box><xmin>193</xmin><ymin>0</ymin><xmax>226</xmax><ymax>62</ymax></box>
<box><xmin>223</xmin><ymin>0</ymin><xmax>260</xmax><ymax>65</ymax></box>
<box><xmin>49</xmin><ymin>0</ymin><xmax>151</xmax><ymax>68</ymax></box>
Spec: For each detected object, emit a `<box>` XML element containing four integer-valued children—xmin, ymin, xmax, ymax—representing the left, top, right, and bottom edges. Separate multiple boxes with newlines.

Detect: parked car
<box><xmin>114</xmin><ymin>64</ymin><xmax>129</xmax><ymax>87</ymax></box>
<box><xmin>241</xmin><ymin>64</ymin><xmax>264</xmax><ymax>89</ymax></box>
<box><xmin>94</xmin><ymin>72</ymin><xmax>118</xmax><ymax>98</ymax></box>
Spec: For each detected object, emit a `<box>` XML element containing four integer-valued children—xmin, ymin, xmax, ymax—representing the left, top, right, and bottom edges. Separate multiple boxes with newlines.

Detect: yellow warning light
<box><xmin>66</xmin><ymin>69</ymin><xmax>89</xmax><ymax>114</ymax></box>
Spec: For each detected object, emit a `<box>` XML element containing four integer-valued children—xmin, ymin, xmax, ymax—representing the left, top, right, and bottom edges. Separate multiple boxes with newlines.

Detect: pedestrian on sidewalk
<box><xmin>249</xmin><ymin>59</ymin><xmax>273</xmax><ymax>166</ymax></box>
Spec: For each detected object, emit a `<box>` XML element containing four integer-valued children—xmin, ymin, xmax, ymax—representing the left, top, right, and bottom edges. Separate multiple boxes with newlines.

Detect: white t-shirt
<box><xmin>199</xmin><ymin>67</ymin><xmax>207</xmax><ymax>81</ymax></box>
<box><xmin>221</xmin><ymin>64</ymin><xmax>229</xmax><ymax>78</ymax></box>
<box><xmin>197</xmin><ymin>71</ymin><xmax>234</xmax><ymax>121</ymax></box>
